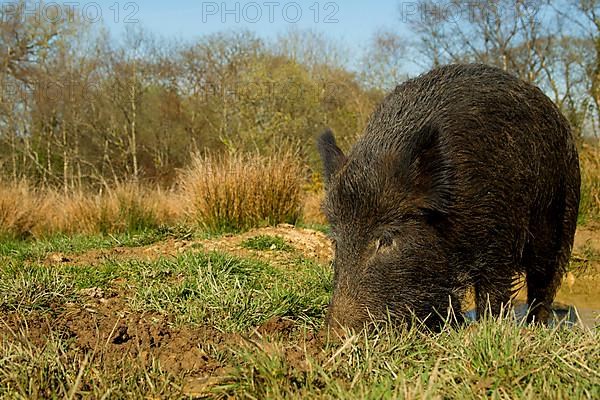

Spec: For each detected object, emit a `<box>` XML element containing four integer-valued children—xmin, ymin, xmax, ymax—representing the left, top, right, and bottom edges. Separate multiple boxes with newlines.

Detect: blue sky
<box><xmin>94</xmin><ymin>0</ymin><xmax>402</xmax><ymax>47</ymax></box>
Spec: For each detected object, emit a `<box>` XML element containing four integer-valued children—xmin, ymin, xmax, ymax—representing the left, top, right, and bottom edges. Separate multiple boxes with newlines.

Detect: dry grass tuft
<box><xmin>302</xmin><ymin>191</ymin><xmax>327</xmax><ymax>225</ymax></box>
<box><xmin>0</xmin><ymin>180</ymin><xmax>41</xmax><ymax>239</ymax></box>
<box><xmin>0</xmin><ymin>182</ymin><xmax>171</xmax><ymax>238</ymax></box>
<box><xmin>0</xmin><ymin>152</ymin><xmax>305</xmax><ymax>238</ymax></box>
<box><xmin>579</xmin><ymin>144</ymin><xmax>600</xmax><ymax>224</ymax></box>
<box><xmin>180</xmin><ymin>152</ymin><xmax>304</xmax><ymax>231</ymax></box>
<box><xmin>54</xmin><ymin>183</ymin><xmax>163</xmax><ymax>235</ymax></box>
<box><xmin>2</xmin><ymin>143</ymin><xmax>599</xmax><ymax>238</ymax></box>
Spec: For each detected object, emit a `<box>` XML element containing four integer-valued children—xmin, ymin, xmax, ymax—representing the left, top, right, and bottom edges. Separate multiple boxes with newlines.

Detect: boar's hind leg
<box><xmin>524</xmin><ymin>188</ymin><xmax>578</xmax><ymax>324</ymax></box>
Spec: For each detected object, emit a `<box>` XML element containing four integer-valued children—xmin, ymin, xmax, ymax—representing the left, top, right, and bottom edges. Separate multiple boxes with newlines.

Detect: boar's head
<box><xmin>318</xmin><ymin>127</ymin><xmax>461</xmax><ymax>332</ymax></box>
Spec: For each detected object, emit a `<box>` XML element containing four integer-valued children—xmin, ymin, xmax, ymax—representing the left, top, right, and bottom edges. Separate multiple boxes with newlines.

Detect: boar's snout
<box><xmin>325</xmin><ymin>294</ymin><xmax>370</xmax><ymax>335</ymax></box>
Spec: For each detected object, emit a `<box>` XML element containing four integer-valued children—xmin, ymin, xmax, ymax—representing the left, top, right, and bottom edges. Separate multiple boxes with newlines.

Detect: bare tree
<box><xmin>0</xmin><ymin>0</ymin><xmax>80</xmax><ymax>183</ymax></box>
<box><xmin>562</xmin><ymin>0</ymin><xmax>600</xmax><ymax>135</ymax></box>
<box><xmin>407</xmin><ymin>0</ymin><xmax>598</xmax><ymax>138</ymax></box>
<box><xmin>359</xmin><ymin>29</ymin><xmax>407</xmax><ymax>90</ymax></box>
<box><xmin>409</xmin><ymin>0</ymin><xmax>553</xmax><ymax>82</ymax></box>
<box><xmin>273</xmin><ymin>28</ymin><xmax>349</xmax><ymax>71</ymax></box>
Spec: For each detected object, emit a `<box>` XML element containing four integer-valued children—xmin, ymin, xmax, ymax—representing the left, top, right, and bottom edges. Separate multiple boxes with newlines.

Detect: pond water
<box><xmin>463</xmin><ymin>301</ymin><xmax>598</xmax><ymax>329</ymax></box>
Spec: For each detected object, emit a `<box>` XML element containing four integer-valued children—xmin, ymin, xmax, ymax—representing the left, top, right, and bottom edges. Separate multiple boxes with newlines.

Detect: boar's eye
<box><xmin>375</xmin><ymin>233</ymin><xmax>395</xmax><ymax>251</ymax></box>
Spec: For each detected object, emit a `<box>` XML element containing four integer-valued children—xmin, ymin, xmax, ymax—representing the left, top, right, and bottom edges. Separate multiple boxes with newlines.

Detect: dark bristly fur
<box><xmin>318</xmin><ymin>63</ymin><xmax>580</xmax><ymax>331</ymax></box>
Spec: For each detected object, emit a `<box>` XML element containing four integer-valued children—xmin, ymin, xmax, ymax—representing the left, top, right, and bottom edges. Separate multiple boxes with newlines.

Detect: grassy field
<box><xmin>0</xmin><ymin>225</ymin><xmax>598</xmax><ymax>399</ymax></box>
<box><xmin>0</xmin><ymin>149</ymin><xmax>599</xmax><ymax>398</ymax></box>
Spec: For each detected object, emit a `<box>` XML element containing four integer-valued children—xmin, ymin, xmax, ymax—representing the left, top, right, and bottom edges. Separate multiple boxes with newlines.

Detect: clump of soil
<box><xmin>254</xmin><ymin>316</ymin><xmax>297</xmax><ymax>337</ymax></box>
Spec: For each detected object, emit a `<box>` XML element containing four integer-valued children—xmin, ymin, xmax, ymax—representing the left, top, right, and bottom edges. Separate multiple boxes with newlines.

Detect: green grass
<box><xmin>296</xmin><ymin>221</ymin><xmax>331</xmax><ymax>234</ymax></box>
<box><xmin>126</xmin><ymin>251</ymin><xmax>330</xmax><ymax>330</ymax></box>
<box><xmin>0</xmin><ymin>332</ymin><xmax>181</xmax><ymax>399</ymax></box>
<box><xmin>0</xmin><ymin>262</ymin><xmax>78</xmax><ymax>313</ymax></box>
<box><xmin>0</xmin><ymin>226</ymin><xmax>198</xmax><ymax>262</ymax></box>
<box><xmin>0</xmin><ymin>232</ymin><xmax>598</xmax><ymax>399</ymax></box>
<box><xmin>216</xmin><ymin>317</ymin><xmax>599</xmax><ymax>399</ymax></box>
<box><xmin>241</xmin><ymin>235</ymin><xmax>295</xmax><ymax>252</ymax></box>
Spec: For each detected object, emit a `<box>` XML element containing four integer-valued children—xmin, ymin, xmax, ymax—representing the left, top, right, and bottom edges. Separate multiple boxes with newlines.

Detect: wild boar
<box><xmin>318</xmin><ymin>63</ymin><xmax>580</xmax><ymax>331</ymax></box>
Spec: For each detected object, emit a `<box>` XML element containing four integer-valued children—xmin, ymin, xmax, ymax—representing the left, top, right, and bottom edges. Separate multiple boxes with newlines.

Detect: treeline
<box><xmin>1</xmin><ymin>0</ymin><xmax>600</xmax><ymax>189</ymax></box>
<box><xmin>0</xmin><ymin>3</ymin><xmax>380</xmax><ymax>188</ymax></box>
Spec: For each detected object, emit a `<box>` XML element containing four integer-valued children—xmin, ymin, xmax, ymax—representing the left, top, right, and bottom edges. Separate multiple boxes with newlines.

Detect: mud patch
<box><xmin>557</xmin><ymin>226</ymin><xmax>600</xmax><ymax>326</ymax></box>
<box><xmin>574</xmin><ymin>225</ymin><xmax>600</xmax><ymax>251</ymax></box>
<box><xmin>0</xmin><ymin>294</ymin><xmax>235</xmax><ymax>378</ymax></box>
<box><xmin>61</xmin><ymin>293</ymin><xmax>235</xmax><ymax>375</ymax></box>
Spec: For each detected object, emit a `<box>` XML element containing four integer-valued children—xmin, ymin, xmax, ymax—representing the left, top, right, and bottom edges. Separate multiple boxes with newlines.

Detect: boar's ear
<box><xmin>402</xmin><ymin>123</ymin><xmax>452</xmax><ymax>216</ymax></box>
<box><xmin>318</xmin><ymin>129</ymin><xmax>347</xmax><ymax>185</ymax></box>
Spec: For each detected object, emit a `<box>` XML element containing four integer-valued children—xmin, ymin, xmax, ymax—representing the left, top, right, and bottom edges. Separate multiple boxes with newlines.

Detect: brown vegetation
<box><xmin>180</xmin><ymin>152</ymin><xmax>304</xmax><ymax>231</ymax></box>
<box><xmin>580</xmin><ymin>144</ymin><xmax>600</xmax><ymax>224</ymax></box>
<box><xmin>0</xmin><ymin>180</ymin><xmax>41</xmax><ymax>239</ymax></box>
<box><xmin>0</xmin><ymin>153</ymin><xmax>308</xmax><ymax>238</ymax></box>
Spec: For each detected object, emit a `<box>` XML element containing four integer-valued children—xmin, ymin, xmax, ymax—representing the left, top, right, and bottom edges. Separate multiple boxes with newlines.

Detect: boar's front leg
<box><xmin>475</xmin><ymin>275</ymin><xmax>514</xmax><ymax>319</ymax></box>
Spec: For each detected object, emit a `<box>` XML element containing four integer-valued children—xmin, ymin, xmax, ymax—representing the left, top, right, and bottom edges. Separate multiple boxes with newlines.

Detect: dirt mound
<box><xmin>201</xmin><ymin>224</ymin><xmax>332</xmax><ymax>265</ymax></box>
<box><xmin>42</xmin><ymin>224</ymin><xmax>333</xmax><ymax>268</ymax></box>
<box><xmin>34</xmin><ymin>225</ymin><xmax>600</xmax><ymax>329</ymax></box>
<box><xmin>42</xmin><ymin>225</ymin><xmax>594</xmax><ymax>272</ymax></box>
